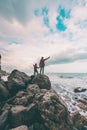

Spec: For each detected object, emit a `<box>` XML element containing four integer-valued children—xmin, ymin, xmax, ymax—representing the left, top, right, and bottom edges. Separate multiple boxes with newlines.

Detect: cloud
<box><xmin>0</xmin><ymin>0</ymin><xmax>87</xmax><ymax>73</ymax></box>
<box><xmin>47</xmin><ymin>48</ymin><xmax>87</xmax><ymax>66</ymax></box>
<box><xmin>0</xmin><ymin>0</ymin><xmax>32</xmax><ymax>24</ymax></box>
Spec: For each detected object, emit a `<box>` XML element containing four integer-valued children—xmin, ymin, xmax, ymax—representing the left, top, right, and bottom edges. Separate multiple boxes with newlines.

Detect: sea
<box><xmin>48</xmin><ymin>73</ymin><xmax>87</xmax><ymax>116</ymax></box>
<box><xmin>2</xmin><ymin>73</ymin><xmax>87</xmax><ymax>117</ymax></box>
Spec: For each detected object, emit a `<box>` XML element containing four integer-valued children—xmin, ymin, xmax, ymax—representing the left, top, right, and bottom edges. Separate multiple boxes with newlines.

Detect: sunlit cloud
<box><xmin>0</xmin><ymin>0</ymin><xmax>87</xmax><ymax>73</ymax></box>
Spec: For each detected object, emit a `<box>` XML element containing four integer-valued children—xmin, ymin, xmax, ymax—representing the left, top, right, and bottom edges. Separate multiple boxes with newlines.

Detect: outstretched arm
<box><xmin>44</xmin><ymin>56</ymin><xmax>50</xmax><ymax>61</ymax></box>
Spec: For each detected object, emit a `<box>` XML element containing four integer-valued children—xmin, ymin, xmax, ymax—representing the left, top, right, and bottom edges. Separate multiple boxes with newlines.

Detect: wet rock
<box><xmin>0</xmin><ymin>110</ymin><xmax>9</xmax><ymax>130</ymax></box>
<box><xmin>33</xmin><ymin>123</ymin><xmax>46</xmax><ymax>130</ymax></box>
<box><xmin>27</xmin><ymin>84</ymin><xmax>40</xmax><ymax>95</ymax></box>
<box><xmin>7</xmin><ymin>70</ymin><xmax>31</xmax><ymax>95</ymax></box>
<box><xmin>16</xmin><ymin>91</ymin><xmax>26</xmax><ymax>98</ymax></box>
<box><xmin>37</xmin><ymin>89</ymin><xmax>72</xmax><ymax>130</ymax></box>
<box><xmin>78</xmin><ymin>98</ymin><xmax>87</xmax><ymax>105</ymax></box>
<box><xmin>2</xmin><ymin>103</ymin><xmax>11</xmax><ymax>112</ymax></box>
<box><xmin>32</xmin><ymin>74</ymin><xmax>51</xmax><ymax>90</ymax></box>
<box><xmin>10</xmin><ymin>125</ymin><xmax>28</xmax><ymax>130</ymax></box>
<box><xmin>10</xmin><ymin>103</ymin><xmax>38</xmax><ymax>128</ymax></box>
<box><xmin>0</xmin><ymin>80</ymin><xmax>9</xmax><ymax>101</ymax></box>
<box><xmin>13</xmin><ymin>96</ymin><xmax>29</xmax><ymax>106</ymax></box>
<box><xmin>77</xmin><ymin>98</ymin><xmax>87</xmax><ymax>111</ymax></box>
<box><xmin>10</xmin><ymin>105</ymin><xmax>27</xmax><ymax>128</ymax></box>
<box><xmin>74</xmin><ymin>87</ymin><xmax>86</xmax><ymax>93</ymax></box>
<box><xmin>71</xmin><ymin>112</ymin><xmax>87</xmax><ymax>128</ymax></box>
<box><xmin>1</xmin><ymin>70</ymin><xmax>85</xmax><ymax>130</ymax></box>
<box><xmin>26</xmin><ymin>103</ymin><xmax>39</xmax><ymax>125</ymax></box>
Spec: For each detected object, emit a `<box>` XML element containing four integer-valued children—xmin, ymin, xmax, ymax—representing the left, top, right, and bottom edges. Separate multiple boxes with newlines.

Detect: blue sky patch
<box><xmin>56</xmin><ymin>16</ymin><xmax>67</xmax><ymax>31</ymax></box>
<box><xmin>58</xmin><ymin>6</ymin><xmax>71</xmax><ymax>19</ymax></box>
<box><xmin>59</xmin><ymin>8</ymin><xmax>66</xmax><ymax>18</ymax></box>
<box><xmin>43</xmin><ymin>16</ymin><xmax>49</xmax><ymax>27</ymax></box>
<box><xmin>42</xmin><ymin>7</ymin><xmax>49</xmax><ymax>15</ymax></box>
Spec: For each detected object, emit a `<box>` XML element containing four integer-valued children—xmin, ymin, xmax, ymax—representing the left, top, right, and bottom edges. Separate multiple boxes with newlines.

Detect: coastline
<box><xmin>0</xmin><ymin>70</ymin><xmax>87</xmax><ymax>130</ymax></box>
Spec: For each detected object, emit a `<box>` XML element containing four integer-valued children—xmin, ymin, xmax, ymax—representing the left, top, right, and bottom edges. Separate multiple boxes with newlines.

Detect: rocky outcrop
<box><xmin>37</xmin><ymin>89</ymin><xmax>72</xmax><ymax>130</ymax></box>
<box><xmin>7</xmin><ymin>70</ymin><xmax>31</xmax><ymax>95</ymax></box>
<box><xmin>0</xmin><ymin>79</ymin><xmax>9</xmax><ymax>101</ymax></box>
<box><xmin>10</xmin><ymin>105</ymin><xmax>27</xmax><ymax>128</ymax></box>
<box><xmin>32</xmin><ymin>74</ymin><xmax>51</xmax><ymax>90</ymax></box>
<box><xmin>71</xmin><ymin>111</ymin><xmax>87</xmax><ymax>129</ymax></box>
<box><xmin>0</xmin><ymin>110</ymin><xmax>9</xmax><ymax>130</ymax></box>
<box><xmin>10</xmin><ymin>125</ymin><xmax>28</xmax><ymax>130</ymax></box>
<box><xmin>77</xmin><ymin>98</ymin><xmax>87</xmax><ymax>111</ymax></box>
<box><xmin>0</xmin><ymin>69</ymin><xmax>86</xmax><ymax>130</ymax></box>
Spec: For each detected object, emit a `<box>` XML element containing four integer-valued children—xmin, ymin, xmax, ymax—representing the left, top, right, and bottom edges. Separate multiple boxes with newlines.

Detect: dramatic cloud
<box><xmin>0</xmin><ymin>0</ymin><xmax>87</xmax><ymax>73</ymax></box>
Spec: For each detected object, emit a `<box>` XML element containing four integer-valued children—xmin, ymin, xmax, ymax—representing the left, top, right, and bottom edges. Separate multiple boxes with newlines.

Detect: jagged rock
<box><xmin>78</xmin><ymin>98</ymin><xmax>87</xmax><ymax>105</ymax></box>
<box><xmin>13</xmin><ymin>96</ymin><xmax>29</xmax><ymax>106</ymax></box>
<box><xmin>10</xmin><ymin>103</ymin><xmax>38</xmax><ymax>128</ymax></box>
<box><xmin>7</xmin><ymin>70</ymin><xmax>31</xmax><ymax>95</ymax></box>
<box><xmin>10</xmin><ymin>105</ymin><xmax>27</xmax><ymax>128</ymax></box>
<box><xmin>77</xmin><ymin>98</ymin><xmax>87</xmax><ymax>111</ymax></box>
<box><xmin>10</xmin><ymin>125</ymin><xmax>28</xmax><ymax>130</ymax></box>
<box><xmin>71</xmin><ymin>112</ymin><xmax>87</xmax><ymax>128</ymax></box>
<box><xmin>27</xmin><ymin>84</ymin><xmax>40</xmax><ymax>95</ymax></box>
<box><xmin>13</xmin><ymin>90</ymin><xmax>34</xmax><ymax>106</ymax></box>
<box><xmin>74</xmin><ymin>87</ymin><xmax>86</xmax><ymax>93</ymax></box>
<box><xmin>0</xmin><ymin>110</ymin><xmax>9</xmax><ymax>130</ymax></box>
<box><xmin>33</xmin><ymin>123</ymin><xmax>46</xmax><ymax>130</ymax></box>
<box><xmin>2</xmin><ymin>103</ymin><xmax>11</xmax><ymax>112</ymax></box>
<box><xmin>1</xmin><ymin>70</ymin><xmax>86</xmax><ymax>130</ymax></box>
<box><xmin>37</xmin><ymin>89</ymin><xmax>72</xmax><ymax>130</ymax></box>
<box><xmin>16</xmin><ymin>91</ymin><xmax>26</xmax><ymax>98</ymax></box>
<box><xmin>0</xmin><ymin>79</ymin><xmax>9</xmax><ymax>101</ymax></box>
<box><xmin>26</xmin><ymin>103</ymin><xmax>40</xmax><ymax>125</ymax></box>
<box><xmin>32</xmin><ymin>74</ymin><xmax>51</xmax><ymax>90</ymax></box>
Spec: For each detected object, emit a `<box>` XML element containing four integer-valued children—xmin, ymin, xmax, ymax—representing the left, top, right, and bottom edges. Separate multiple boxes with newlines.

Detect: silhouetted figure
<box><xmin>33</xmin><ymin>63</ymin><xmax>39</xmax><ymax>76</ymax></box>
<box><xmin>39</xmin><ymin>57</ymin><xmax>50</xmax><ymax>74</ymax></box>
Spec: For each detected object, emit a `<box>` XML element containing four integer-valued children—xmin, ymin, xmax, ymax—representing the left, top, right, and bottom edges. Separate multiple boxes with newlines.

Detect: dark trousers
<box><xmin>34</xmin><ymin>70</ymin><xmax>38</xmax><ymax>76</ymax></box>
<box><xmin>40</xmin><ymin>67</ymin><xmax>44</xmax><ymax>74</ymax></box>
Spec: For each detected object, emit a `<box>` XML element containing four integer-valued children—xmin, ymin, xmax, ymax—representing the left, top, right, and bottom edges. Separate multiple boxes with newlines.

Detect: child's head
<box><xmin>41</xmin><ymin>57</ymin><xmax>44</xmax><ymax>59</ymax></box>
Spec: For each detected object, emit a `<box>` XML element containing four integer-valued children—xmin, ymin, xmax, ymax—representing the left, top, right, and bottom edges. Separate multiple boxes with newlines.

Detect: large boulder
<box><xmin>0</xmin><ymin>80</ymin><xmax>9</xmax><ymax>101</ymax></box>
<box><xmin>32</xmin><ymin>74</ymin><xmax>51</xmax><ymax>90</ymax></box>
<box><xmin>77</xmin><ymin>98</ymin><xmax>87</xmax><ymax>111</ymax></box>
<box><xmin>71</xmin><ymin>112</ymin><xmax>87</xmax><ymax>129</ymax></box>
<box><xmin>37</xmin><ymin>89</ymin><xmax>72</xmax><ymax>130</ymax></box>
<box><xmin>0</xmin><ymin>110</ymin><xmax>9</xmax><ymax>130</ymax></box>
<box><xmin>32</xmin><ymin>123</ymin><xmax>46</xmax><ymax>130</ymax></box>
<box><xmin>26</xmin><ymin>84</ymin><xmax>40</xmax><ymax>95</ymax></box>
<box><xmin>74</xmin><ymin>87</ymin><xmax>86</xmax><ymax>93</ymax></box>
<box><xmin>10</xmin><ymin>125</ymin><xmax>28</xmax><ymax>130</ymax></box>
<box><xmin>7</xmin><ymin>70</ymin><xmax>31</xmax><ymax>95</ymax></box>
<box><xmin>10</xmin><ymin>103</ymin><xmax>38</xmax><ymax>128</ymax></box>
<box><xmin>10</xmin><ymin>105</ymin><xmax>27</xmax><ymax>128</ymax></box>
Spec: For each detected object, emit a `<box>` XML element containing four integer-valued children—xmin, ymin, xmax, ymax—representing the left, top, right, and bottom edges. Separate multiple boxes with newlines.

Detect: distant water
<box><xmin>48</xmin><ymin>73</ymin><xmax>87</xmax><ymax>116</ymax></box>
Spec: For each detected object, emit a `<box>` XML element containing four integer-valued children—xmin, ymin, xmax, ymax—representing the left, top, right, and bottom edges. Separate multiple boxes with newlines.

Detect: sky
<box><xmin>0</xmin><ymin>0</ymin><xmax>87</xmax><ymax>74</ymax></box>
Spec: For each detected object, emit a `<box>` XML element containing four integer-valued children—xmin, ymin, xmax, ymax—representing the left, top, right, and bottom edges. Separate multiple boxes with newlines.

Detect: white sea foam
<box><xmin>48</xmin><ymin>73</ymin><xmax>87</xmax><ymax>115</ymax></box>
<box><xmin>1</xmin><ymin>76</ymin><xmax>8</xmax><ymax>81</ymax></box>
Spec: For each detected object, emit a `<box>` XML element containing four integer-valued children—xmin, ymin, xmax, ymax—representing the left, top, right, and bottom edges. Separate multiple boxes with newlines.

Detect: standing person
<box><xmin>33</xmin><ymin>63</ymin><xmax>39</xmax><ymax>76</ymax></box>
<box><xmin>39</xmin><ymin>56</ymin><xmax>50</xmax><ymax>74</ymax></box>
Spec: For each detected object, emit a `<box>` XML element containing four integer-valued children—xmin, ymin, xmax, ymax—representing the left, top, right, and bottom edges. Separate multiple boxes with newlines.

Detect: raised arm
<box><xmin>44</xmin><ymin>56</ymin><xmax>50</xmax><ymax>61</ymax></box>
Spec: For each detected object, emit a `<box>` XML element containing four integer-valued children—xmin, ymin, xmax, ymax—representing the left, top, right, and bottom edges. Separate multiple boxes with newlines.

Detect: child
<box><xmin>33</xmin><ymin>63</ymin><xmax>39</xmax><ymax>76</ymax></box>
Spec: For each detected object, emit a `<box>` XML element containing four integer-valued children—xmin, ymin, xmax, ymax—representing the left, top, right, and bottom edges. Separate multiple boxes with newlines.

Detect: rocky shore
<box><xmin>0</xmin><ymin>70</ymin><xmax>87</xmax><ymax>130</ymax></box>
